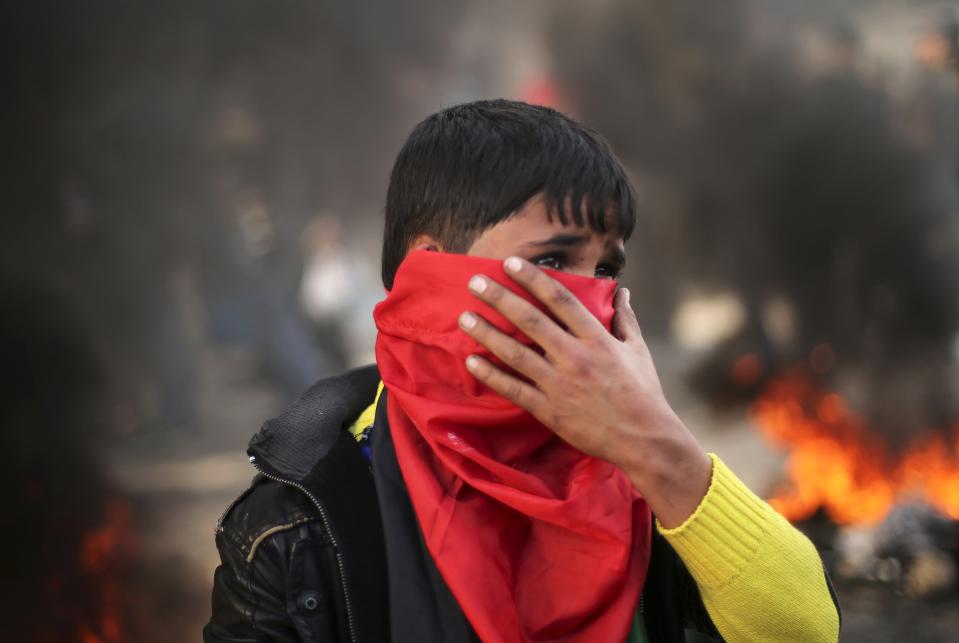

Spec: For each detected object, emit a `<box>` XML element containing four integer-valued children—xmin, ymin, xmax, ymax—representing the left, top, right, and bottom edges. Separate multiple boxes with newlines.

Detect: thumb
<box><xmin>612</xmin><ymin>287</ymin><xmax>642</xmax><ymax>343</ymax></box>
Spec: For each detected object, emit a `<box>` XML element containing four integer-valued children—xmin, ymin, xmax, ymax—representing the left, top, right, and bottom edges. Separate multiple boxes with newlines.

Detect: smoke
<box><xmin>0</xmin><ymin>1</ymin><xmax>475</xmax><ymax>635</ymax></box>
<box><xmin>0</xmin><ymin>277</ymin><xmax>215</xmax><ymax>640</ymax></box>
<box><xmin>0</xmin><ymin>0</ymin><xmax>474</xmax><ymax>416</ymax></box>
<box><xmin>0</xmin><ymin>278</ymin><xmax>118</xmax><ymax>637</ymax></box>
<box><xmin>549</xmin><ymin>0</ymin><xmax>959</xmax><ymax>441</ymax></box>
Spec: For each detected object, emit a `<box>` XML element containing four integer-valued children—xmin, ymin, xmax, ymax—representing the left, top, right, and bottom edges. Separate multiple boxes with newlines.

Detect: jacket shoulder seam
<box><xmin>246</xmin><ymin>515</ymin><xmax>319</xmax><ymax>562</ymax></box>
<box><xmin>217</xmin><ymin>479</ymin><xmax>324</xmax><ymax>556</ymax></box>
<box><xmin>215</xmin><ymin>478</ymin><xmax>260</xmax><ymax>535</ymax></box>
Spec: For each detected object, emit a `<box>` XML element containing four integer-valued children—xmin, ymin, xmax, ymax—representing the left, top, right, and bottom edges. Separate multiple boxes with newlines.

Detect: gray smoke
<box><xmin>549</xmin><ymin>0</ymin><xmax>959</xmax><ymax>442</ymax></box>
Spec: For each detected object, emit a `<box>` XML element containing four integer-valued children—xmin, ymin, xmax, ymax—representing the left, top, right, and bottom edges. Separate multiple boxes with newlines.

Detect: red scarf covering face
<box><xmin>373</xmin><ymin>250</ymin><xmax>651</xmax><ymax>643</ymax></box>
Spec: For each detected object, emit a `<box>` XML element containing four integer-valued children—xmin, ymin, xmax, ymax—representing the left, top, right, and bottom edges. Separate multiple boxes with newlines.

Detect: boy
<box><xmin>205</xmin><ymin>99</ymin><xmax>840</xmax><ymax>642</ymax></box>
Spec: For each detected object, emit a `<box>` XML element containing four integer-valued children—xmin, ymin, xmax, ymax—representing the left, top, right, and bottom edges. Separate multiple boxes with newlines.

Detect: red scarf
<box><xmin>373</xmin><ymin>250</ymin><xmax>651</xmax><ymax>643</ymax></box>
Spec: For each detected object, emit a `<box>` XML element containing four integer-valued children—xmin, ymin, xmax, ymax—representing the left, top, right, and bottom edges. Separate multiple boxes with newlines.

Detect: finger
<box><xmin>459</xmin><ymin>311</ymin><xmax>556</xmax><ymax>384</ymax></box>
<box><xmin>465</xmin><ymin>354</ymin><xmax>550</xmax><ymax>414</ymax></box>
<box><xmin>501</xmin><ymin>256</ymin><xmax>605</xmax><ymax>339</ymax></box>
<box><xmin>468</xmin><ymin>274</ymin><xmax>575</xmax><ymax>357</ymax></box>
<box><xmin>612</xmin><ymin>287</ymin><xmax>642</xmax><ymax>343</ymax></box>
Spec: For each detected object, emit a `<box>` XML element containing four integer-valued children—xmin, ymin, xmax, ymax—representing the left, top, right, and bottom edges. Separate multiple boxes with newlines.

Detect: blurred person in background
<box><xmin>195</xmin><ymin>106</ymin><xmax>335</xmax><ymax>401</ymax></box>
<box><xmin>299</xmin><ymin>214</ymin><xmax>381</xmax><ymax>369</ymax></box>
<box><xmin>205</xmin><ymin>100</ymin><xmax>840</xmax><ymax>642</ymax></box>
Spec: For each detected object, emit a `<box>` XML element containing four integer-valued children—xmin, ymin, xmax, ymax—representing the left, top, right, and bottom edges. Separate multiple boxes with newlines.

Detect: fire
<box><xmin>749</xmin><ymin>369</ymin><xmax>959</xmax><ymax>525</ymax></box>
<box><xmin>76</xmin><ymin>498</ymin><xmax>137</xmax><ymax>643</ymax></box>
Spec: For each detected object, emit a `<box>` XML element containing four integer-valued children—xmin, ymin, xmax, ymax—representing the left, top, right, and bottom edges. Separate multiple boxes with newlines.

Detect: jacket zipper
<box><xmin>249</xmin><ymin>455</ymin><xmax>359</xmax><ymax>643</ymax></box>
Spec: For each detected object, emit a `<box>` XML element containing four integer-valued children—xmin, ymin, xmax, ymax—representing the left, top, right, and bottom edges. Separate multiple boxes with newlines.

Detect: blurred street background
<box><xmin>3</xmin><ymin>1</ymin><xmax>959</xmax><ymax>640</ymax></box>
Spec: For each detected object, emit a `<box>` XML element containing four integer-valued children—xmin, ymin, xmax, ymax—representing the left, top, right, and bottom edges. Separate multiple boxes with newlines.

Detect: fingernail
<box><xmin>459</xmin><ymin>311</ymin><xmax>477</xmax><ymax>329</ymax></box>
<box><xmin>466</xmin><ymin>355</ymin><xmax>480</xmax><ymax>370</ymax></box>
<box><xmin>469</xmin><ymin>276</ymin><xmax>487</xmax><ymax>293</ymax></box>
<box><xmin>621</xmin><ymin>288</ymin><xmax>631</xmax><ymax>305</ymax></box>
<box><xmin>504</xmin><ymin>256</ymin><xmax>522</xmax><ymax>273</ymax></box>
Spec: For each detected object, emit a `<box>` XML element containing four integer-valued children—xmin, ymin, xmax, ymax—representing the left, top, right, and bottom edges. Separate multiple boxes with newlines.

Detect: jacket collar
<box><xmin>247</xmin><ymin>364</ymin><xmax>380</xmax><ymax>482</ymax></box>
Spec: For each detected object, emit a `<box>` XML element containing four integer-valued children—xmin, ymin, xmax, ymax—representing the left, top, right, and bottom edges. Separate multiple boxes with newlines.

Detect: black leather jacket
<box><xmin>205</xmin><ymin>365</ymin><xmax>388</xmax><ymax>643</ymax></box>
<box><xmin>204</xmin><ymin>365</ymin><xmax>829</xmax><ymax>642</ymax></box>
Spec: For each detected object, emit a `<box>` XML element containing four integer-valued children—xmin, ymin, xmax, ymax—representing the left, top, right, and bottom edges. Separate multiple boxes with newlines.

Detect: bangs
<box><xmin>540</xmin><ymin>153</ymin><xmax>636</xmax><ymax>240</ymax></box>
<box><xmin>469</xmin><ymin>109</ymin><xmax>637</xmax><ymax>242</ymax></box>
<box><xmin>383</xmin><ymin>99</ymin><xmax>638</xmax><ymax>289</ymax></box>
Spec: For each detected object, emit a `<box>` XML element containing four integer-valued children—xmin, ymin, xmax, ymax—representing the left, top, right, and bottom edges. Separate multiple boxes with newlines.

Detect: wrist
<box><xmin>621</xmin><ymin>415</ymin><xmax>712</xmax><ymax>528</ymax></box>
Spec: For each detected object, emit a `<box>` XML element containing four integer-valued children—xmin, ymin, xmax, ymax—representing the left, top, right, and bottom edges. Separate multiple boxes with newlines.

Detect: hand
<box><xmin>459</xmin><ymin>256</ymin><xmax>712</xmax><ymax>528</ymax></box>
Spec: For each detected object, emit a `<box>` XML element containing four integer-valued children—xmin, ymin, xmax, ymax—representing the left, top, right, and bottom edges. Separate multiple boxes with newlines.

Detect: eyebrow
<box><xmin>524</xmin><ymin>233</ymin><xmax>590</xmax><ymax>248</ymax></box>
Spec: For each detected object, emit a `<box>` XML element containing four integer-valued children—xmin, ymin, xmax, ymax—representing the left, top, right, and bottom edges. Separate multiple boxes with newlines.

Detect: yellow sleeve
<box><xmin>657</xmin><ymin>454</ymin><xmax>840</xmax><ymax>643</ymax></box>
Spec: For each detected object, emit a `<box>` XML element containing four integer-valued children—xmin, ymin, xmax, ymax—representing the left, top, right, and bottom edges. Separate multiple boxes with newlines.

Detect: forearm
<box><xmin>619</xmin><ymin>409</ymin><xmax>713</xmax><ymax>528</ymax></box>
<box><xmin>656</xmin><ymin>454</ymin><xmax>841</xmax><ymax>643</ymax></box>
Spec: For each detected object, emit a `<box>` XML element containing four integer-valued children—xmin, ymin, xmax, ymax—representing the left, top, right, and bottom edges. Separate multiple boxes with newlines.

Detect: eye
<box><xmin>595</xmin><ymin>263</ymin><xmax>623</xmax><ymax>280</ymax></box>
<box><xmin>532</xmin><ymin>254</ymin><xmax>564</xmax><ymax>270</ymax></box>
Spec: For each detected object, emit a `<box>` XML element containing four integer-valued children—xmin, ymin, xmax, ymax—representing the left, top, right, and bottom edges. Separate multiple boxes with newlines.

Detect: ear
<box><xmin>408</xmin><ymin>234</ymin><xmax>444</xmax><ymax>253</ymax></box>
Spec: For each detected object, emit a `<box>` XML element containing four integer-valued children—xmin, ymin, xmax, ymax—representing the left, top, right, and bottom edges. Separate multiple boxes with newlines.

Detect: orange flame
<box><xmin>77</xmin><ymin>498</ymin><xmax>137</xmax><ymax>642</ymax></box>
<box><xmin>749</xmin><ymin>370</ymin><xmax>959</xmax><ymax>525</ymax></box>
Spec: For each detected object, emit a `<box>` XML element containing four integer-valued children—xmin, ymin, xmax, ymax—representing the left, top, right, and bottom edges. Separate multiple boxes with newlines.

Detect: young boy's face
<box><xmin>465</xmin><ymin>193</ymin><xmax>626</xmax><ymax>281</ymax></box>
